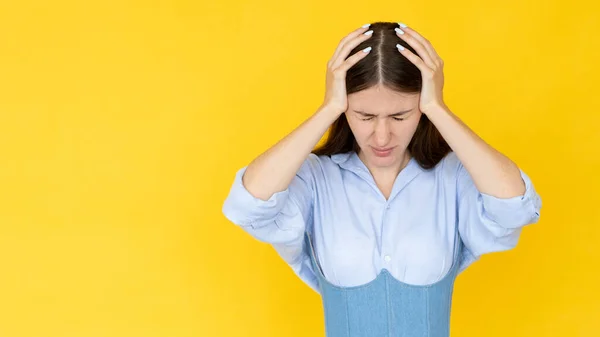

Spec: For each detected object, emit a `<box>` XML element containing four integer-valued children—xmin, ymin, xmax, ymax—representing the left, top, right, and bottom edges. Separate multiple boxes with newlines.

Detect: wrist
<box><xmin>317</xmin><ymin>104</ymin><xmax>344</xmax><ymax>120</ymax></box>
<box><xmin>423</xmin><ymin>103</ymin><xmax>450</xmax><ymax>117</ymax></box>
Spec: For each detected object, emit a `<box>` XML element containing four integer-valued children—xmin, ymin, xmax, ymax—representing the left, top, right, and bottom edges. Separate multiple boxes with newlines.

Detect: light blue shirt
<box><xmin>222</xmin><ymin>151</ymin><xmax>542</xmax><ymax>293</ymax></box>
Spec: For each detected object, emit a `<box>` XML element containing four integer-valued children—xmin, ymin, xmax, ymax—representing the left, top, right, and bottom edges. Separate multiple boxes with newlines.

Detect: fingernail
<box><xmin>362</xmin><ymin>46</ymin><xmax>372</xmax><ymax>53</ymax></box>
<box><xmin>398</xmin><ymin>22</ymin><xmax>407</xmax><ymax>28</ymax></box>
<box><xmin>396</xmin><ymin>44</ymin><xmax>405</xmax><ymax>51</ymax></box>
<box><xmin>362</xmin><ymin>23</ymin><xmax>371</xmax><ymax>28</ymax></box>
<box><xmin>364</xmin><ymin>30</ymin><xmax>373</xmax><ymax>36</ymax></box>
<box><xmin>395</xmin><ymin>28</ymin><xmax>404</xmax><ymax>35</ymax></box>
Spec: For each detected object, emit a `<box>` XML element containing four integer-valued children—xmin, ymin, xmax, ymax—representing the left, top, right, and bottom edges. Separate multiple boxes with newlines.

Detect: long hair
<box><xmin>312</xmin><ymin>22</ymin><xmax>450</xmax><ymax>170</ymax></box>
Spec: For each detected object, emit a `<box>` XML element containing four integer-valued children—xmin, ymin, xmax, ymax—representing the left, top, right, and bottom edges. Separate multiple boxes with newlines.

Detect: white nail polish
<box><xmin>362</xmin><ymin>46</ymin><xmax>372</xmax><ymax>53</ymax></box>
<box><xmin>396</xmin><ymin>44</ymin><xmax>405</xmax><ymax>51</ymax></box>
<box><xmin>362</xmin><ymin>23</ymin><xmax>371</xmax><ymax>28</ymax></box>
<box><xmin>364</xmin><ymin>30</ymin><xmax>373</xmax><ymax>36</ymax></box>
<box><xmin>398</xmin><ymin>22</ymin><xmax>407</xmax><ymax>28</ymax></box>
<box><xmin>395</xmin><ymin>28</ymin><xmax>404</xmax><ymax>35</ymax></box>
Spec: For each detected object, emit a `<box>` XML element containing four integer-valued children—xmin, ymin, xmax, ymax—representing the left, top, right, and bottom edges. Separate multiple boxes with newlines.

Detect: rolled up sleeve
<box><xmin>457</xmin><ymin>160</ymin><xmax>542</xmax><ymax>259</ymax></box>
<box><xmin>221</xmin><ymin>155</ymin><xmax>316</xmax><ymax>245</ymax></box>
<box><xmin>478</xmin><ymin>169</ymin><xmax>542</xmax><ymax>229</ymax></box>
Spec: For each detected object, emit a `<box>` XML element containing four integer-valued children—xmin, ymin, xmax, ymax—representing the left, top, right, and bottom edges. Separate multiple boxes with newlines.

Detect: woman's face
<box><xmin>346</xmin><ymin>84</ymin><xmax>422</xmax><ymax>171</ymax></box>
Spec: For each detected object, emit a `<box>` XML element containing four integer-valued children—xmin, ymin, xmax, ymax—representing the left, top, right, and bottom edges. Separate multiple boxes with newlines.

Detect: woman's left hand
<box><xmin>395</xmin><ymin>24</ymin><xmax>446</xmax><ymax>115</ymax></box>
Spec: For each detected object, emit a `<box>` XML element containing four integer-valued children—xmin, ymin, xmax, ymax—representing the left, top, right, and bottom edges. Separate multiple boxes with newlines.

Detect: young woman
<box><xmin>222</xmin><ymin>21</ymin><xmax>542</xmax><ymax>337</ymax></box>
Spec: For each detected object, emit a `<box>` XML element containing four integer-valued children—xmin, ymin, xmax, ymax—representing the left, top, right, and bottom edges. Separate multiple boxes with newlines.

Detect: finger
<box><xmin>399</xmin><ymin>25</ymin><xmax>443</xmax><ymax>66</ymax></box>
<box><xmin>337</xmin><ymin>46</ymin><xmax>372</xmax><ymax>73</ymax></box>
<box><xmin>331</xmin><ymin>28</ymin><xmax>374</xmax><ymax>69</ymax></box>
<box><xmin>396</xmin><ymin>43</ymin><xmax>431</xmax><ymax>74</ymax></box>
<box><xmin>331</xmin><ymin>30</ymin><xmax>374</xmax><ymax>69</ymax></box>
<box><xmin>330</xmin><ymin>24</ymin><xmax>371</xmax><ymax>66</ymax></box>
<box><xmin>395</xmin><ymin>27</ymin><xmax>436</xmax><ymax>69</ymax></box>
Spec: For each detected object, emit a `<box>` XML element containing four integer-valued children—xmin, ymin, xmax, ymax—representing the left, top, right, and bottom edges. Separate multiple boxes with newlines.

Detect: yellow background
<box><xmin>0</xmin><ymin>0</ymin><xmax>598</xmax><ymax>336</ymax></box>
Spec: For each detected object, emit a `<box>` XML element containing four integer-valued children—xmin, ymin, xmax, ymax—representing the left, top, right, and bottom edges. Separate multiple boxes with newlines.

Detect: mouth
<box><xmin>371</xmin><ymin>146</ymin><xmax>395</xmax><ymax>157</ymax></box>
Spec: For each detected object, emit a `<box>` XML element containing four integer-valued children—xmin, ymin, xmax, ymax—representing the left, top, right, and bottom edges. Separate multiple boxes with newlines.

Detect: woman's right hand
<box><xmin>322</xmin><ymin>24</ymin><xmax>374</xmax><ymax>115</ymax></box>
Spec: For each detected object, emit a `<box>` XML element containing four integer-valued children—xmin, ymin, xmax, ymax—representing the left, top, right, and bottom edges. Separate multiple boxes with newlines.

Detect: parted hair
<box><xmin>312</xmin><ymin>22</ymin><xmax>450</xmax><ymax>170</ymax></box>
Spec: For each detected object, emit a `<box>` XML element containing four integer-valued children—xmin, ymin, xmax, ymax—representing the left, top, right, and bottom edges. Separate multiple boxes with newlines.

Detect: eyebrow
<box><xmin>353</xmin><ymin>109</ymin><xmax>413</xmax><ymax>117</ymax></box>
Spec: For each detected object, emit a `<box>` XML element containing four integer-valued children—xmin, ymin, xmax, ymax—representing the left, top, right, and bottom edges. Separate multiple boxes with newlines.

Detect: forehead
<box><xmin>347</xmin><ymin>85</ymin><xmax>418</xmax><ymax>112</ymax></box>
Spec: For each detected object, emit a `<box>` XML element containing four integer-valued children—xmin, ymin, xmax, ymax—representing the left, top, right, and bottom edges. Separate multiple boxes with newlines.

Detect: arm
<box><xmin>452</xmin><ymin>152</ymin><xmax>541</xmax><ymax>259</ymax></box>
<box><xmin>221</xmin><ymin>105</ymin><xmax>337</xmax><ymax>243</ymax></box>
<box><xmin>432</xmin><ymin>108</ymin><xmax>542</xmax><ymax>255</ymax></box>
<box><xmin>395</xmin><ymin>23</ymin><xmax>528</xmax><ymax>198</ymax></box>
<box><xmin>242</xmin><ymin>105</ymin><xmax>340</xmax><ymax>202</ymax></box>
<box><xmin>241</xmin><ymin>23</ymin><xmax>375</xmax><ymax>202</ymax></box>
<box><xmin>222</xmin><ymin>23</ymin><xmax>374</xmax><ymax>234</ymax></box>
<box><xmin>222</xmin><ymin>25</ymin><xmax>375</xmax><ymax>292</ymax></box>
<box><xmin>395</xmin><ymin>24</ymin><xmax>541</xmax><ymax>260</ymax></box>
<box><xmin>425</xmin><ymin>106</ymin><xmax>527</xmax><ymax>199</ymax></box>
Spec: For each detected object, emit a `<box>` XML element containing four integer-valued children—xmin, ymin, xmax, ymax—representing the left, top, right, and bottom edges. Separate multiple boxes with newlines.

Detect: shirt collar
<box><xmin>330</xmin><ymin>151</ymin><xmax>353</xmax><ymax>164</ymax></box>
<box><xmin>331</xmin><ymin>150</ymin><xmax>427</xmax><ymax>200</ymax></box>
<box><xmin>331</xmin><ymin>151</ymin><xmax>368</xmax><ymax>172</ymax></box>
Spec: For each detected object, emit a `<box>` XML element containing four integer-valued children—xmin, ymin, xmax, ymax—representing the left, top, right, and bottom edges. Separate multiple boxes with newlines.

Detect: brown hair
<box><xmin>312</xmin><ymin>22</ymin><xmax>450</xmax><ymax>170</ymax></box>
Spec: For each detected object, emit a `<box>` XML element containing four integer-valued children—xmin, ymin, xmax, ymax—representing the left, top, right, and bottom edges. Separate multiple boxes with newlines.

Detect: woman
<box><xmin>222</xmin><ymin>21</ymin><xmax>542</xmax><ymax>336</ymax></box>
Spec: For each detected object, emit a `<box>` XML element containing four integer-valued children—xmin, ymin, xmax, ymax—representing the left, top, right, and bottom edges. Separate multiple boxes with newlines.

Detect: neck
<box><xmin>357</xmin><ymin>150</ymin><xmax>411</xmax><ymax>200</ymax></box>
<box><xmin>359</xmin><ymin>150</ymin><xmax>411</xmax><ymax>182</ymax></box>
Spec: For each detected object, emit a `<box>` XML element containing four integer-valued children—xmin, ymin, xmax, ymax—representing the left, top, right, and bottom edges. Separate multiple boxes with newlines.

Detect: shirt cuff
<box><xmin>222</xmin><ymin>166</ymin><xmax>290</xmax><ymax>226</ymax></box>
<box><xmin>479</xmin><ymin>169</ymin><xmax>542</xmax><ymax>229</ymax></box>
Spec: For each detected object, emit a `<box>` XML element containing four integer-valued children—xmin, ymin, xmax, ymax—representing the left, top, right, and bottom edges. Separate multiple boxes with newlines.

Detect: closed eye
<box><xmin>355</xmin><ymin>109</ymin><xmax>412</xmax><ymax>121</ymax></box>
<box><xmin>361</xmin><ymin>116</ymin><xmax>405</xmax><ymax>121</ymax></box>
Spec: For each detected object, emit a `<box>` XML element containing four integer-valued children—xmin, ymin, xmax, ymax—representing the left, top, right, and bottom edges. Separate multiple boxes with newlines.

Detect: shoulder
<box><xmin>431</xmin><ymin>151</ymin><xmax>462</xmax><ymax>176</ymax></box>
<box><xmin>303</xmin><ymin>152</ymin><xmax>349</xmax><ymax>169</ymax></box>
<box><xmin>304</xmin><ymin>153</ymin><xmax>327</xmax><ymax>168</ymax></box>
<box><xmin>301</xmin><ymin>153</ymin><xmax>331</xmax><ymax>171</ymax></box>
<box><xmin>437</xmin><ymin>151</ymin><xmax>459</xmax><ymax>168</ymax></box>
<box><xmin>297</xmin><ymin>153</ymin><xmax>339</xmax><ymax>180</ymax></box>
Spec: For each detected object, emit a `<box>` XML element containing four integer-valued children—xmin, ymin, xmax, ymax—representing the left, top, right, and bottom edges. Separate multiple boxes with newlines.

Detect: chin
<box><xmin>372</xmin><ymin>154</ymin><xmax>396</xmax><ymax>165</ymax></box>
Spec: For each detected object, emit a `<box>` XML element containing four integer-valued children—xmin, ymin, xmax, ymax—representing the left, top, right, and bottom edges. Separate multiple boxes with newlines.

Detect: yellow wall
<box><xmin>1</xmin><ymin>0</ymin><xmax>598</xmax><ymax>336</ymax></box>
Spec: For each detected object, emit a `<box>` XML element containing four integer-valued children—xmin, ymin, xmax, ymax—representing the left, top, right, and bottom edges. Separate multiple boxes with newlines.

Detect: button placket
<box><xmin>382</xmin><ymin>202</ymin><xmax>392</xmax><ymax>263</ymax></box>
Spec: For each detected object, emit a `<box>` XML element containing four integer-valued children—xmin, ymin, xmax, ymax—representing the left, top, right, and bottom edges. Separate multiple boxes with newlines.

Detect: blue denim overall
<box><xmin>304</xmin><ymin>225</ymin><xmax>463</xmax><ymax>337</ymax></box>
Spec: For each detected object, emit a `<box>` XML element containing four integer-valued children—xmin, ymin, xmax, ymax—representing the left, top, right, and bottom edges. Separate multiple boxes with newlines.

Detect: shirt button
<box><xmin>386</xmin><ymin>205</ymin><xmax>390</xmax><ymax>209</ymax></box>
<box><xmin>384</xmin><ymin>255</ymin><xmax>391</xmax><ymax>262</ymax></box>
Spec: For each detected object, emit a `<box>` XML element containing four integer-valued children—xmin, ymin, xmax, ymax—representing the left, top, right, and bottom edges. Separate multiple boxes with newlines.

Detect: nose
<box><xmin>373</xmin><ymin>118</ymin><xmax>391</xmax><ymax>147</ymax></box>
